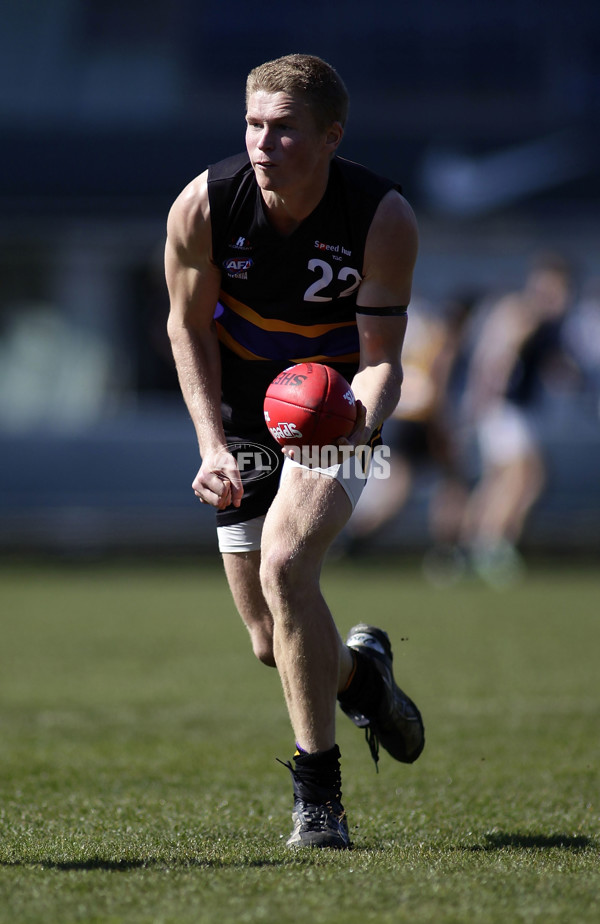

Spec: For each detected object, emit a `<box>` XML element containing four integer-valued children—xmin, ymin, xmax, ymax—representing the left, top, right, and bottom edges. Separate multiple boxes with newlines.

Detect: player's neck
<box><xmin>260</xmin><ymin>171</ymin><xmax>330</xmax><ymax>236</ymax></box>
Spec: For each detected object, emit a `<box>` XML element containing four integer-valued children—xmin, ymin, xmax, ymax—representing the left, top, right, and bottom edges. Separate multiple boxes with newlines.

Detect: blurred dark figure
<box><xmin>344</xmin><ymin>291</ymin><xmax>477</xmax><ymax>583</ymax></box>
<box><xmin>130</xmin><ymin>253</ymin><xmax>179</xmax><ymax>394</ymax></box>
<box><xmin>459</xmin><ymin>252</ymin><xmax>579</xmax><ymax>586</ymax></box>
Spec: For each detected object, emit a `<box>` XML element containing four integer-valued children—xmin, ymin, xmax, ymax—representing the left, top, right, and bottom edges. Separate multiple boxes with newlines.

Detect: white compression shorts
<box><xmin>216</xmin><ymin>451</ymin><xmax>371</xmax><ymax>553</ymax></box>
<box><xmin>477</xmin><ymin>401</ymin><xmax>537</xmax><ymax>466</ymax></box>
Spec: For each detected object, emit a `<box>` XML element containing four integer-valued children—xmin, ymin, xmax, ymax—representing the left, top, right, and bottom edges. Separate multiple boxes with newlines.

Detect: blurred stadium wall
<box><xmin>1</xmin><ymin>0</ymin><xmax>599</xmax><ymax>555</ymax></box>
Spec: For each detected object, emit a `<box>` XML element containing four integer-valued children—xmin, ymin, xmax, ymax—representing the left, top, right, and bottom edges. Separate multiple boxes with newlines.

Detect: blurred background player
<box><xmin>458</xmin><ymin>252</ymin><xmax>579</xmax><ymax>586</ymax></box>
<box><xmin>343</xmin><ymin>290</ymin><xmax>476</xmax><ymax>584</ymax></box>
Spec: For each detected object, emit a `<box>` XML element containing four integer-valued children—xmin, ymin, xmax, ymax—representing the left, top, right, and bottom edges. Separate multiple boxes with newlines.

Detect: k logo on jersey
<box><xmin>230</xmin><ymin>235</ymin><xmax>253</xmax><ymax>251</ymax></box>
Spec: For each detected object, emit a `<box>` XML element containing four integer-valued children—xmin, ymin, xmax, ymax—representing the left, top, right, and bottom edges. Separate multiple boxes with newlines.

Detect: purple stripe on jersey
<box><xmin>218</xmin><ymin>305</ymin><xmax>359</xmax><ymax>360</ymax></box>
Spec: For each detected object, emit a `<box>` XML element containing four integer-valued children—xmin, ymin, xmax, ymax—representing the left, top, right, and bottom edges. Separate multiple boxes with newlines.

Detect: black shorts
<box><xmin>215</xmin><ymin>420</ymin><xmax>284</xmax><ymax>527</ymax></box>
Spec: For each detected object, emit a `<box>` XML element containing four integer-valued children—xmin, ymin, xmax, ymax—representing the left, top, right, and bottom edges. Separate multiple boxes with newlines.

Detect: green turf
<box><xmin>0</xmin><ymin>558</ymin><xmax>598</xmax><ymax>923</ymax></box>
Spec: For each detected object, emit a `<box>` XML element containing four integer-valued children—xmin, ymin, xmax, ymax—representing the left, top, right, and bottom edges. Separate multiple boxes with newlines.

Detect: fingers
<box><xmin>193</xmin><ymin>477</ymin><xmax>232</xmax><ymax>509</ymax></box>
<box><xmin>337</xmin><ymin>400</ymin><xmax>369</xmax><ymax>449</ymax></box>
<box><xmin>350</xmin><ymin>399</ymin><xmax>367</xmax><ymax>436</ymax></box>
<box><xmin>192</xmin><ymin>454</ymin><xmax>243</xmax><ymax>510</ymax></box>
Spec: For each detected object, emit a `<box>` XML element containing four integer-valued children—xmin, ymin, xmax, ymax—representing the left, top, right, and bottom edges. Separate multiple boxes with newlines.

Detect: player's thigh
<box><xmin>262</xmin><ymin>466</ymin><xmax>352</xmax><ymax>565</ymax></box>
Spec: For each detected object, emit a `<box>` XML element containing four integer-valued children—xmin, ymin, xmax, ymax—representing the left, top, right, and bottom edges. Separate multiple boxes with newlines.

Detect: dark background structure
<box><xmin>1</xmin><ymin>0</ymin><xmax>599</xmax><ymax>556</ymax></box>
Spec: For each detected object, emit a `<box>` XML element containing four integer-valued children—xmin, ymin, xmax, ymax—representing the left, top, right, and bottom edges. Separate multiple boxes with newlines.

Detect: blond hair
<box><xmin>246</xmin><ymin>53</ymin><xmax>349</xmax><ymax>132</ymax></box>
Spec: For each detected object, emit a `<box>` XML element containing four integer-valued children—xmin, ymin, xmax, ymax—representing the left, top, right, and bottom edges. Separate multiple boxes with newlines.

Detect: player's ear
<box><xmin>326</xmin><ymin>121</ymin><xmax>344</xmax><ymax>150</ymax></box>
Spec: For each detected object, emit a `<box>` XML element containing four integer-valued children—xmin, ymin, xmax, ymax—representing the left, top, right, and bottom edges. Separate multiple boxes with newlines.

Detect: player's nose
<box><xmin>257</xmin><ymin>126</ymin><xmax>275</xmax><ymax>151</ymax></box>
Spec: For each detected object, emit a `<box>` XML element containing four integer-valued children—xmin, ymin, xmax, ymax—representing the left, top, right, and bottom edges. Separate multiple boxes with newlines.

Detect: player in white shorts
<box><xmin>166</xmin><ymin>53</ymin><xmax>424</xmax><ymax>849</ymax></box>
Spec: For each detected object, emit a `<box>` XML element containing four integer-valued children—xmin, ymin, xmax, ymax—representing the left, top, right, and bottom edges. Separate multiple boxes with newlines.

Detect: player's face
<box><xmin>245</xmin><ymin>91</ymin><xmax>335</xmax><ymax>195</ymax></box>
<box><xmin>528</xmin><ymin>269</ymin><xmax>571</xmax><ymax>319</ymax></box>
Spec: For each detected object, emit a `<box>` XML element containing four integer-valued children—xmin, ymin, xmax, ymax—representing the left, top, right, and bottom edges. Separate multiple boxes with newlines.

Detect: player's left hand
<box><xmin>335</xmin><ymin>399</ymin><xmax>368</xmax><ymax>452</ymax></box>
<box><xmin>281</xmin><ymin>401</ymin><xmax>369</xmax><ymax>463</ymax></box>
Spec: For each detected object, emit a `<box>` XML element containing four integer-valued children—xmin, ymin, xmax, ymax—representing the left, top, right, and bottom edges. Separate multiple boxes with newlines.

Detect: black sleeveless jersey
<box><xmin>207</xmin><ymin>152</ymin><xmax>400</xmax><ymax>428</ymax></box>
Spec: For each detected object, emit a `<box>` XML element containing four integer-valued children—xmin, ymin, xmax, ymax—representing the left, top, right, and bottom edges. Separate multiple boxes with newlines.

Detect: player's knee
<box><xmin>251</xmin><ymin>625</ymin><xmax>276</xmax><ymax>667</ymax></box>
<box><xmin>254</xmin><ymin>642</ymin><xmax>276</xmax><ymax>668</ymax></box>
<box><xmin>258</xmin><ymin>544</ymin><xmax>287</xmax><ymax>602</ymax></box>
<box><xmin>259</xmin><ymin>541</ymin><xmax>305</xmax><ymax>605</ymax></box>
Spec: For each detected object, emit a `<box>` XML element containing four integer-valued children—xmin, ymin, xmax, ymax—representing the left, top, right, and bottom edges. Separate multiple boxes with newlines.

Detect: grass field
<box><xmin>0</xmin><ymin>557</ymin><xmax>598</xmax><ymax>923</ymax></box>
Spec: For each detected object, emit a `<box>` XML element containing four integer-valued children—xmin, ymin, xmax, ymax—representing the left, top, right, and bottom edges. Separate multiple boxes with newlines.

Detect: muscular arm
<box><xmin>349</xmin><ymin>190</ymin><xmax>419</xmax><ymax>441</ymax></box>
<box><xmin>165</xmin><ymin>171</ymin><xmax>242</xmax><ymax>509</ymax></box>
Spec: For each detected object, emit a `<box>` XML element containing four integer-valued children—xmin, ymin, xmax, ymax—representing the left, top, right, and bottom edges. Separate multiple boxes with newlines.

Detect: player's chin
<box><xmin>254</xmin><ymin>169</ymin><xmax>281</xmax><ymax>190</ymax></box>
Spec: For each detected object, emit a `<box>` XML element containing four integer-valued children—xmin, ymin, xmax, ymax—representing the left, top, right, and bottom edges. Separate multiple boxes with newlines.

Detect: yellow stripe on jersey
<box><xmin>219</xmin><ymin>291</ymin><xmax>356</xmax><ymax>337</ymax></box>
<box><xmin>216</xmin><ymin>322</ymin><xmax>360</xmax><ymax>364</ymax></box>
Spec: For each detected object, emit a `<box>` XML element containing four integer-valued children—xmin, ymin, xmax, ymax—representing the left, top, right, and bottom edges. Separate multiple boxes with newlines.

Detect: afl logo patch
<box><xmin>224</xmin><ymin>257</ymin><xmax>253</xmax><ymax>275</ymax></box>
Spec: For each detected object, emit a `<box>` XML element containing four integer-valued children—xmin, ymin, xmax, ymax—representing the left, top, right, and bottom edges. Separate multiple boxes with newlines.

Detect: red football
<box><xmin>264</xmin><ymin>362</ymin><xmax>357</xmax><ymax>448</ymax></box>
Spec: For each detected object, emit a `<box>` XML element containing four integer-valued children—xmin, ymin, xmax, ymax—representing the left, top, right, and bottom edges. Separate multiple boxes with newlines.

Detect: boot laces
<box><xmin>364</xmin><ymin>726</ymin><xmax>380</xmax><ymax>772</ymax></box>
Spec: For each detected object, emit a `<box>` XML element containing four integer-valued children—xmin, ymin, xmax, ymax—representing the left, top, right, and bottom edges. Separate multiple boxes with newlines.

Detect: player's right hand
<box><xmin>192</xmin><ymin>448</ymin><xmax>243</xmax><ymax>510</ymax></box>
